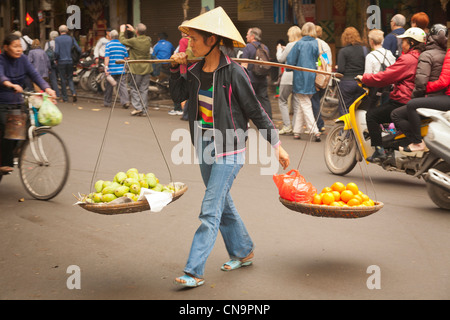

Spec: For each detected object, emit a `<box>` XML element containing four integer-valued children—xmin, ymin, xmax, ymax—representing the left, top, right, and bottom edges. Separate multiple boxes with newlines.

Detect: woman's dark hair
<box><xmin>195</xmin><ymin>29</ymin><xmax>234</xmax><ymax>52</ymax></box>
<box><xmin>3</xmin><ymin>34</ymin><xmax>21</xmax><ymax>46</ymax></box>
<box><xmin>406</xmin><ymin>38</ymin><xmax>426</xmax><ymax>53</ymax></box>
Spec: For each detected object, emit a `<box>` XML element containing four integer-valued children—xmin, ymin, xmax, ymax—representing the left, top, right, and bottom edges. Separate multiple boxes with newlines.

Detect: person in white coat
<box><xmin>276</xmin><ymin>26</ymin><xmax>302</xmax><ymax>135</ymax></box>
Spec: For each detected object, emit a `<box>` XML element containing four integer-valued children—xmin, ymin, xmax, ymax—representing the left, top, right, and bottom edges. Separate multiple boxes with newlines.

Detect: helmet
<box><xmin>397</xmin><ymin>27</ymin><xmax>427</xmax><ymax>43</ymax></box>
<box><xmin>178</xmin><ymin>7</ymin><xmax>246</xmax><ymax>48</ymax></box>
<box><xmin>430</xmin><ymin>24</ymin><xmax>448</xmax><ymax>37</ymax></box>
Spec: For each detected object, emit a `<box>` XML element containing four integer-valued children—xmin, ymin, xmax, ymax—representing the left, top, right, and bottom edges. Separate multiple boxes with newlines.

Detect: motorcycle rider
<box><xmin>391</xmin><ymin>24</ymin><xmax>448</xmax><ymax>157</ymax></box>
<box><xmin>356</xmin><ymin>27</ymin><xmax>426</xmax><ymax>163</ymax></box>
<box><xmin>396</xmin><ymin>25</ymin><xmax>450</xmax><ymax>156</ymax></box>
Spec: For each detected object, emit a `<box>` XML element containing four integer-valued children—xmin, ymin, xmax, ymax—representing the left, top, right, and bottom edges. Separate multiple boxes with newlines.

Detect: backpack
<box><xmin>251</xmin><ymin>42</ymin><xmax>271</xmax><ymax>76</ymax></box>
<box><xmin>315</xmin><ymin>40</ymin><xmax>332</xmax><ymax>89</ymax></box>
<box><xmin>45</xmin><ymin>43</ymin><xmax>56</xmax><ymax>67</ymax></box>
<box><xmin>71</xmin><ymin>37</ymin><xmax>81</xmax><ymax>65</ymax></box>
<box><xmin>368</xmin><ymin>49</ymin><xmax>393</xmax><ymax>102</ymax></box>
<box><xmin>22</xmin><ymin>37</ymin><xmax>31</xmax><ymax>55</ymax></box>
<box><xmin>370</xmin><ymin>49</ymin><xmax>390</xmax><ymax>73</ymax></box>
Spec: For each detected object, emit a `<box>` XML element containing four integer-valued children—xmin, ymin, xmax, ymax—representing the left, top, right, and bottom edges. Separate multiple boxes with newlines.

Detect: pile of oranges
<box><xmin>312</xmin><ymin>182</ymin><xmax>376</xmax><ymax>207</ymax></box>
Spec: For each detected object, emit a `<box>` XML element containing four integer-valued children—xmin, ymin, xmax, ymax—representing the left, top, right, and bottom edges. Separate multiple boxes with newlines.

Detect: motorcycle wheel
<box><xmin>80</xmin><ymin>71</ymin><xmax>91</xmax><ymax>91</ymax></box>
<box><xmin>324</xmin><ymin>122</ymin><xmax>358</xmax><ymax>175</ymax></box>
<box><xmin>426</xmin><ymin>161</ymin><xmax>450</xmax><ymax>210</ymax></box>
<box><xmin>88</xmin><ymin>69</ymin><xmax>99</xmax><ymax>92</ymax></box>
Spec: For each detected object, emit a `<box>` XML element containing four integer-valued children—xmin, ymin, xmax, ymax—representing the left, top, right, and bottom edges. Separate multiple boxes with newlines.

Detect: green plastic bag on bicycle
<box><xmin>38</xmin><ymin>96</ymin><xmax>62</xmax><ymax>126</ymax></box>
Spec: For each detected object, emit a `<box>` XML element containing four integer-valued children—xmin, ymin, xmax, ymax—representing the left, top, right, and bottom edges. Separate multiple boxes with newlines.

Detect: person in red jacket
<box><xmin>356</xmin><ymin>27</ymin><xmax>426</xmax><ymax>163</ymax></box>
<box><xmin>398</xmin><ymin>45</ymin><xmax>450</xmax><ymax>155</ymax></box>
<box><xmin>392</xmin><ymin>24</ymin><xmax>449</xmax><ymax>157</ymax></box>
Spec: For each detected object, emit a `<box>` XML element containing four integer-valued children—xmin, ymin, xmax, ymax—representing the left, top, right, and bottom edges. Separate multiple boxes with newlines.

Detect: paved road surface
<box><xmin>0</xmin><ymin>96</ymin><xmax>449</xmax><ymax>301</ymax></box>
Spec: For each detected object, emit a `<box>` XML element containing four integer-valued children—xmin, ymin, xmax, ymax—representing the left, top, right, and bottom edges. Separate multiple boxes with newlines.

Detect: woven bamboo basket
<box><xmin>78</xmin><ymin>184</ymin><xmax>188</xmax><ymax>215</ymax></box>
<box><xmin>279</xmin><ymin>197</ymin><xmax>384</xmax><ymax>219</ymax></box>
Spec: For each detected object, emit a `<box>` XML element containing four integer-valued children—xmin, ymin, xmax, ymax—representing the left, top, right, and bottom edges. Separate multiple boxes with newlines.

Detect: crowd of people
<box><xmin>353</xmin><ymin>12</ymin><xmax>450</xmax><ymax>162</ymax></box>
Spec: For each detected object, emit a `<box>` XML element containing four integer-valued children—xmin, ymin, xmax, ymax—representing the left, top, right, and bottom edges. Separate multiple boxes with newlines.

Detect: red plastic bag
<box><xmin>273</xmin><ymin>170</ymin><xmax>317</xmax><ymax>203</ymax></box>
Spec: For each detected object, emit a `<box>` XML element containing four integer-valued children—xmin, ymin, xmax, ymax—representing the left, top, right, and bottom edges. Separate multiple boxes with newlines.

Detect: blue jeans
<box><xmin>57</xmin><ymin>63</ymin><xmax>76</xmax><ymax>101</ymax></box>
<box><xmin>49</xmin><ymin>66</ymin><xmax>61</xmax><ymax>98</ymax></box>
<box><xmin>311</xmin><ymin>88</ymin><xmax>325</xmax><ymax>129</ymax></box>
<box><xmin>183</xmin><ymin>133</ymin><xmax>254</xmax><ymax>278</ymax></box>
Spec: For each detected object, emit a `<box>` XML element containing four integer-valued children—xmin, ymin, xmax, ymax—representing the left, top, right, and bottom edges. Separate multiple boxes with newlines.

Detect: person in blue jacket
<box><xmin>55</xmin><ymin>24</ymin><xmax>81</xmax><ymax>103</ymax></box>
<box><xmin>286</xmin><ymin>22</ymin><xmax>321</xmax><ymax>142</ymax></box>
<box><xmin>383</xmin><ymin>14</ymin><xmax>406</xmax><ymax>59</ymax></box>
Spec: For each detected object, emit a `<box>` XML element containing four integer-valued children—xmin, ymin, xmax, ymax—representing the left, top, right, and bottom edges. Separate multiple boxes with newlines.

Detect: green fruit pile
<box><xmin>86</xmin><ymin>168</ymin><xmax>177</xmax><ymax>204</ymax></box>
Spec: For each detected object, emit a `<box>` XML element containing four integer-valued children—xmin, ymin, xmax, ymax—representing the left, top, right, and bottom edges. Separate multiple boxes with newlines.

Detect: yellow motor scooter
<box><xmin>324</xmin><ymin>79</ymin><xmax>431</xmax><ymax>176</ymax></box>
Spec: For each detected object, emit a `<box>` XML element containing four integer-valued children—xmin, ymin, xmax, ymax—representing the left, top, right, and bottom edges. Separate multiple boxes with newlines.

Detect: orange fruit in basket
<box><xmin>312</xmin><ymin>193</ymin><xmax>322</xmax><ymax>205</ymax></box>
<box><xmin>322</xmin><ymin>192</ymin><xmax>335</xmax><ymax>205</ymax></box>
<box><xmin>361</xmin><ymin>193</ymin><xmax>370</xmax><ymax>202</ymax></box>
<box><xmin>322</xmin><ymin>187</ymin><xmax>333</xmax><ymax>193</ymax></box>
<box><xmin>340</xmin><ymin>190</ymin><xmax>354</xmax><ymax>203</ymax></box>
<box><xmin>353</xmin><ymin>194</ymin><xmax>363</xmax><ymax>204</ymax></box>
<box><xmin>332</xmin><ymin>191</ymin><xmax>341</xmax><ymax>202</ymax></box>
<box><xmin>331</xmin><ymin>182</ymin><xmax>346</xmax><ymax>193</ymax></box>
<box><xmin>330</xmin><ymin>201</ymin><xmax>341</xmax><ymax>206</ymax></box>
<box><xmin>346</xmin><ymin>182</ymin><xmax>359</xmax><ymax>195</ymax></box>
<box><xmin>347</xmin><ymin>198</ymin><xmax>361</xmax><ymax>206</ymax></box>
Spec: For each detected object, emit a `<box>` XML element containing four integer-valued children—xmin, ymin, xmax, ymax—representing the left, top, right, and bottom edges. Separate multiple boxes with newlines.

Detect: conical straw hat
<box><xmin>179</xmin><ymin>7</ymin><xmax>246</xmax><ymax>48</ymax></box>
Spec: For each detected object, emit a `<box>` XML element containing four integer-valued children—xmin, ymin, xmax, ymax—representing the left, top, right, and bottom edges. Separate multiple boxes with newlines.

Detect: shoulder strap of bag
<box><xmin>370</xmin><ymin>50</ymin><xmax>384</xmax><ymax>65</ymax></box>
<box><xmin>317</xmin><ymin>39</ymin><xmax>323</xmax><ymax>54</ymax></box>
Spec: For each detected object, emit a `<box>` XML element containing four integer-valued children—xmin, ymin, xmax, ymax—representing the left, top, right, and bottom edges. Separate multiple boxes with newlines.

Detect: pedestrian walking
<box><xmin>286</xmin><ymin>22</ymin><xmax>321</xmax><ymax>142</ymax></box>
<box><xmin>55</xmin><ymin>25</ymin><xmax>81</xmax><ymax>103</ymax></box>
<box><xmin>241</xmin><ymin>27</ymin><xmax>273</xmax><ymax>119</ymax></box>
<box><xmin>336</xmin><ymin>27</ymin><xmax>367</xmax><ymax>116</ymax></box>
<box><xmin>153</xmin><ymin>32</ymin><xmax>181</xmax><ymax>116</ymax></box>
<box><xmin>311</xmin><ymin>25</ymin><xmax>332</xmax><ymax>133</ymax></box>
<box><xmin>20</xmin><ymin>27</ymin><xmax>33</xmax><ymax>55</ymax></box>
<box><xmin>276</xmin><ymin>25</ymin><xmax>302</xmax><ymax>135</ymax></box>
<box><xmin>119</xmin><ymin>23</ymin><xmax>152</xmax><ymax>116</ymax></box>
<box><xmin>27</xmin><ymin>39</ymin><xmax>51</xmax><ymax>92</ymax></box>
<box><xmin>93</xmin><ymin>28</ymin><xmax>111</xmax><ymax>65</ymax></box>
<box><xmin>153</xmin><ymin>32</ymin><xmax>175</xmax><ymax>77</ymax></box>
<box><xmin>44</xmin><ymin>30</ymin><xmax>61</xmax><ymax>99</ymax></box>
<box><xmin>169</xmin><ymin>7</ymin><xmax>289</xmax><ymax>288</ymax></box>
<box><xmin>103</xmin><ymin>29</ymin><xmax>130</xmax><ymax>109</ymax></box>
<box><xmin>383</xmin><ymin>14</ymin><xmax>406</xmax><ymax>59</ymax></box>
<box><xmin>177</xmin><ymin>25</ymin><xmax>193</xmax><ymax>120</ymax></box>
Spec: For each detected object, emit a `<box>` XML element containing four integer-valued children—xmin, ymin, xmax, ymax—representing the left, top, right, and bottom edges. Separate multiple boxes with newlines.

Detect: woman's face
<box><xmin>401</xmin><ymin>38</ymin><xmax>410</xmax><ymax>53</ymax></box>
<box><xmin>189</xmin><ymin>29</ymin><xmax>214</xmax><ymax>57</ymax></box>
<box><xmin>4</xmin><ymin>39</ymin><xmax>23</xmax><ymax>59</ymax></box>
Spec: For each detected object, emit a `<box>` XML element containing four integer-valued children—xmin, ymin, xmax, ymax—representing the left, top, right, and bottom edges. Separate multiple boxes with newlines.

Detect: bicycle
<box><xmin>0</xmin><ymin>92</ymin><xmax>70</xmax><ymax>200</ymax></box>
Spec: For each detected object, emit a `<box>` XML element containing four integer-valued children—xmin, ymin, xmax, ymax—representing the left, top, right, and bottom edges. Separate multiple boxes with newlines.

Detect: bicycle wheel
<box><xmin>19</xmin><ymin>128</ymin><xmax>70</xmax><ymax>200</ymax></box>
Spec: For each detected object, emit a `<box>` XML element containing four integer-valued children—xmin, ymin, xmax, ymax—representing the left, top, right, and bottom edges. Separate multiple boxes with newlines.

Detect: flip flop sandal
<box><xmin>221</xmin><ymin>259</ymin><xmax>253</xmax><ymax>271</ymax></box>
<box><xmin>174</xmin><ymin>274</ymin><xmax>205</xmax><ymax>288</ymax></box>
<box><xmin>0</xmin><ymin>166</ymin><xmax>14</xmax><ymax>174</ymax></box>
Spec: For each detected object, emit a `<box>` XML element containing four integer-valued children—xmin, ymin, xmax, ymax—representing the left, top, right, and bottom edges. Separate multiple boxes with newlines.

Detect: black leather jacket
<box><xmin>169</xmin><ymin>53</ymin><xmax>280</xmax><ymax>157</ymax></box>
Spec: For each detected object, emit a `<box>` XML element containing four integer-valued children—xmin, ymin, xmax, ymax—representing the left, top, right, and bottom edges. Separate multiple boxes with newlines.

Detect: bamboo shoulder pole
<box><xmin>115</xmin><ymin>58</ymin><xmax>343</xmax><ymax>78</ymax></box>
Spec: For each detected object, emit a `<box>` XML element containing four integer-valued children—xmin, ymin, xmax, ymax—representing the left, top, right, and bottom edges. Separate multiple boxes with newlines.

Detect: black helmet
<box><xmin>430</xmin><ymin>24</ymin><xmax>448</xmax><ymax>37</ymax></box>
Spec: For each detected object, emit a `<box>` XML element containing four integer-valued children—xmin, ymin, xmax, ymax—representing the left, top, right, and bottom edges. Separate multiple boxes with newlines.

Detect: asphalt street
<box><xmin>0</xmin><ymin>93</ymin><xmax>449</xmax><ymax>301</ymax></box>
